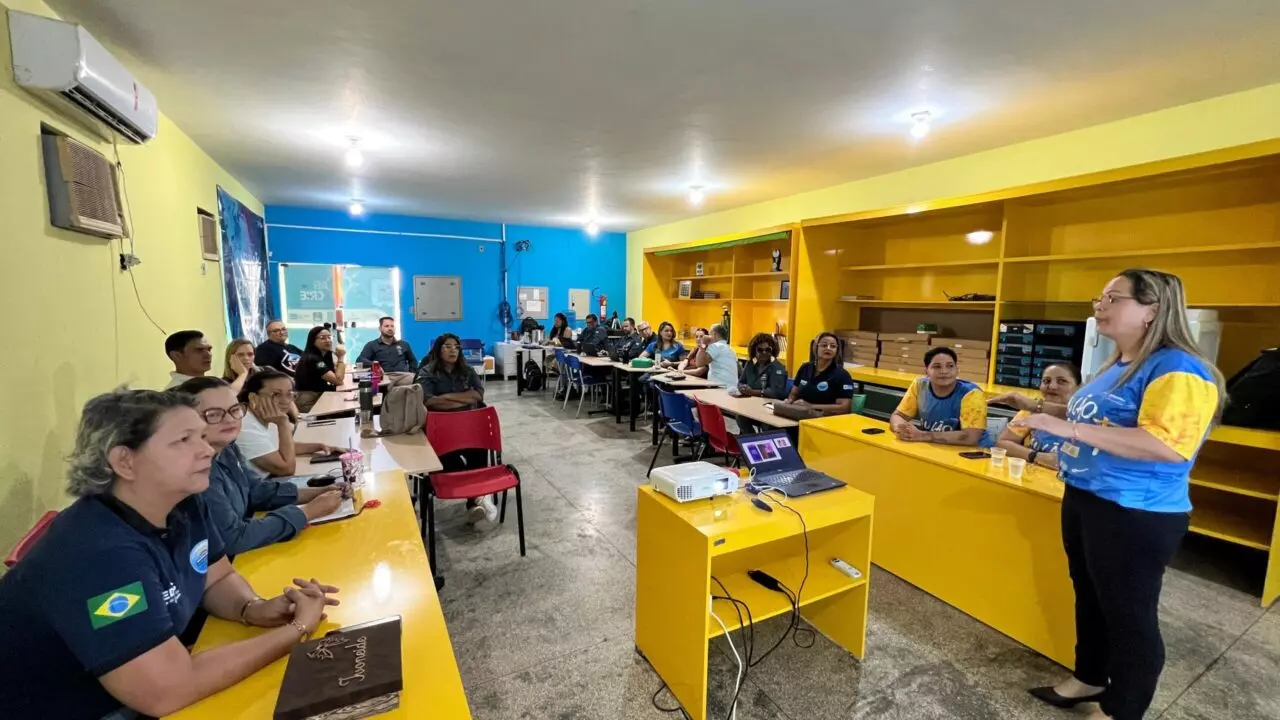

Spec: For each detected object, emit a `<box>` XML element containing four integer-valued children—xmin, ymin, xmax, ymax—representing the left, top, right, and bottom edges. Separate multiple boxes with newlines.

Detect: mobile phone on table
<box><xmin>310</xmin><ymin>451</ymin><xmax>343</xmax><ymax>464</ymax></box>
<box><xmin>959</xmin><ymin>451</ymin><xmax>991</xmax><ymax>459</ymax></box>
<box><xmin>861</xmin><ymin>428</ymin><xmax>886</xmax><ymax>435</ymax></box>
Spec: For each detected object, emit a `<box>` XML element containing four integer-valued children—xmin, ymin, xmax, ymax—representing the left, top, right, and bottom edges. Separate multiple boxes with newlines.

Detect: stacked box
<box><xmin>838</xmin><ymin>329</ymin><xmax>880</xmax><ymax>366</ymax></box>
<box><xmin>930</xmin><ymin>337</ymin><xmax>991</xmax><ymax>382</ymax></box>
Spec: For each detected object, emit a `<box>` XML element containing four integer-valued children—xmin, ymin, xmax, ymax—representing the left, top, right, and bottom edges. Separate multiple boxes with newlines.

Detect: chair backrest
<box><xmin>554</xmin><ymin>348</ymin><xmax>567</xmax><ymax>363</ymax></box>
<box><xmin>694</xmin><ymin>399</ymin><xmax>732</xmax><ymax>453</ymax></box>
<box><xmin>426</xmin><ymin>406</ymin><xmax>503</xmax><ymax>457</ymax></box>
<box><xmin>658</xmin><ymin>390</ymin><xmax>701</xmax><ymax>436</ymax></box>
<box><xmin>460</xmin><ymin>339</ymin><xmax>485</xmax><ymax>363</ymax></box>
<box><xmin>4</xmin><ymin>510</ymin><xmax>58</xmax><ymax>568</ymax></box>
<box><xmin>563</xmin><ymin>354</ymin><xmax>584</xmax><ymax>382</ymax></box>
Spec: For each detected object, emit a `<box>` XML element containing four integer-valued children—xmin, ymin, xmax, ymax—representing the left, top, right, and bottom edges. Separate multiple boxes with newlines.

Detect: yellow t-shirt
<box><xmin>894</xmin><ymin>378</ymin><xmax>987</xmax><ymax>432</ymax></box>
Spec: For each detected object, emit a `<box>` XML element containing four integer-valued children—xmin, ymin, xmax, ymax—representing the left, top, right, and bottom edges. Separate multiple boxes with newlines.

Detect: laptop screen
<box><xmin>738</xmin><ymin>430</ymin><xmax>805</xmax><ymax>475</ymax></box>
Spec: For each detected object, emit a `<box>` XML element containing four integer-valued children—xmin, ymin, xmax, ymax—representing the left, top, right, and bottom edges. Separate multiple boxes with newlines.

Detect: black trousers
<box><xmin>1061</xmin><ymin>484</ymin><xmax>1188</xmax><ymax>720</ymax></box>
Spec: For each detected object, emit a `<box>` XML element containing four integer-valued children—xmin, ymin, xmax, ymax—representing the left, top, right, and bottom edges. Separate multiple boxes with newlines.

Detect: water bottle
<box><xmin>370</xmin><ymin>361</ymin><xmax>383</xmax><ymax>389</ymax></box>
<box><xmin>358</xmin><ymin>379</ymin><xmax>374</xmax><ymax>428</ymax></box>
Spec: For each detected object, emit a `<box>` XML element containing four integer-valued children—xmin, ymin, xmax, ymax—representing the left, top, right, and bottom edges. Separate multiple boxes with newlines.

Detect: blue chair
<box><xmin>648</xmin><ymin>390</ymin><xmax>703</xmax><ymax>477</ymax></box>
<box><xmin>563</xmin><ymin>354</ymin><xmax>610</xmax><ymax>417</ymax></box>
<box><xmin>461</xmin><ymin>339</ymin><xmax>486</xmax><ymax>385</ymax></box>
<box><xmin>553</xmin><ymin>348</ymin><xmax>569</xmax><ymax>397</ymax></box>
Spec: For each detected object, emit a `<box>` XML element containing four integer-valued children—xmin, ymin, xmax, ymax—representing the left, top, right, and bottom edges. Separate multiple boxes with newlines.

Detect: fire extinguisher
<box><xmin>597</xmin><ymin>293</ymin><xmax>608</xmax><ymax>321</ymax></box>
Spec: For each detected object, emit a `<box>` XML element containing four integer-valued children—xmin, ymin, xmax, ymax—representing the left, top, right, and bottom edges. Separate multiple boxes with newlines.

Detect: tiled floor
<box><xmin>431</xmin><ymin>382</ymin><xmax>1279</xmax><ymax>719</ymax></box>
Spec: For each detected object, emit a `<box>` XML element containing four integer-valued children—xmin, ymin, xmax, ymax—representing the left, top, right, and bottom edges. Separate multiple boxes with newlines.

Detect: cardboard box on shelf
<box><xmin>837</xmin><ymin>329</ymin><xmax>879</xmax><ymax>341</ymax></box>
<box><xmin>879</xmin><ymin>333</ymin><xmax>930</xmax><ymax>345</ymax></box>
<box><xmin>958</xmin><ymin>372</ymin><xmax>990</xmax><ymax>385</ymax></box>
<box><xmin>844</xmin><ymin>337</ymin><xmax>879</xmax><ymax>350</ymax></box>
<box><xmin>881</xmin><ymin>343</ymin><xmax>931</xmax><ymax>358</ymax></box>
<box><xmin>954</xmin><ymin>348</ymin><xmax>991</xmax><ymax>362</ymax></box>
<box><xmin>849</xmin><ymin>351</ymin><xmax>880</xmax><ymax>365</ymax></box>
<box><xmin>930</xmin><ymin>337</ymin><xmax>993</xmax><ymax>352</ymax></box>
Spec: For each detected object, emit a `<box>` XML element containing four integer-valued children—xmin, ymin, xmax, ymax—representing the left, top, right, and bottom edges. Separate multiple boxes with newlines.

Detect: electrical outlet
<box><xmin>119</xmin><ymin>253</ymin><xmax>142</xmax><ymax>271</ymax></box>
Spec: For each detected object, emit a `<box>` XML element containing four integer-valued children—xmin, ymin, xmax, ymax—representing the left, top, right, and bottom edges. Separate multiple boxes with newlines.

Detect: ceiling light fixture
<box><xmin>687</xmin><ymin>186</ymin><xmax>706</xmax><ymax>207</ymax></box>
<box><xmin>585</xmin><ymin>220</ymin><xmax>600</xmax><ymax>238</ymax></box>
<box><xmin>348</xmin><ymin>199</ymin><xmax>365</xmax><ymax>217</ymax></box>
<box><xmin>345</xmin><ymin>137</ymin><xmax>364</xmax><ymax>169</ymax></box>
<box><xmin>910</xmin><ymin>111</ymin><xmax>932</xmax><ymax>140</ymax></box>
<box><xmin>966</xmin><ymin>230</ymin><xmax>994</xmax><ymax>245</ymax></box>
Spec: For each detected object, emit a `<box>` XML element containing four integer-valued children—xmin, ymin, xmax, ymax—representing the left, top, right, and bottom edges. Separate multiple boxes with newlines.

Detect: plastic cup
<box><xmin>989</xmin><ymin>447</ymin><xmax>1007</xmax><ymax>469</ymax></box>
<box><xmin>851</xmin><ymin>394</ymin><xmax>868</xmax><ymax>415</ymax></box>
<box><xmin>1008</xmin><ymin>457</ymin><xmax>1027</xmax><ymax>480</ymax></box>
<box><xmin>340</xmin><ymin>450</ymin><xmax>365</xmax><ymax>484</ymax></box>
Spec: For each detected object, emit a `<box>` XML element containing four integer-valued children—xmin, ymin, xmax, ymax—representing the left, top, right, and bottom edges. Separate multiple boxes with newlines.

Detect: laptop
<box><xmin>738</xmin><ymin>430</ymin><xmax>846</xmax><ymax>498</ymax></box>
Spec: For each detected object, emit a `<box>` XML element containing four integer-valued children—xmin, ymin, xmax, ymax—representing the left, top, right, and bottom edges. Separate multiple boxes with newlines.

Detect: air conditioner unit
<box><xmin>8</xmin><ymin>10</ymin><xmax>158</xmax><ymax>144</ymax></box>
<box><xmin>42</xmin><ymin>132</ymin><xmax>129</xmax><ymax>239</ymax></box>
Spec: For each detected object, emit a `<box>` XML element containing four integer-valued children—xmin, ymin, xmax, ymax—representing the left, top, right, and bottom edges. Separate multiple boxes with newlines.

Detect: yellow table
<box><xmin>800</xmin><ymin>413</ymin><xmax>1075</xmax><ymax>667</ymax></box>
<box><xmin>635</xmin><ymin>484</ymin><xmax>874</xmax><ymax>720</ymax></box>
<box><xmin>168</xmin><ymin>470</ymin><xmax>470</xmax><ymax>719</ymax></box>
<box><xmin>294</xmin><ymin>416</ymin><xmax>443</xmax><ymax>475</ymax></box>
<box><xmin>309</xmin><ymin>390</ymin><xmax>382</xmax><ymax>417</ymax></box>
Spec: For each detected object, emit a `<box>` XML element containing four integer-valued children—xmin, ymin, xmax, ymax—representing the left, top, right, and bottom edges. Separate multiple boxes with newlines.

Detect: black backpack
<box><xmin>1222</xmin><ymin>348</ymin><xmax>1280</xmax><ymax>430</ymax></box>
<box><xmin>523</xmin><ymin>359</ymin><xmax>544</xmax><ymax>392</ymax></box>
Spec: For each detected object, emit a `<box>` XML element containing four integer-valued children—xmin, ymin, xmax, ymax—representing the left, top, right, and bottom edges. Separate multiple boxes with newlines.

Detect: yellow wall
<box><xmin>628</xmin><ymin>82</ymin><xmax>1280</xmax><ymax>308</ymax></box>
<box><xmin>0</xmin><ymin>0</ymin><xmax>262</xmax><ymax>558</ymax></box>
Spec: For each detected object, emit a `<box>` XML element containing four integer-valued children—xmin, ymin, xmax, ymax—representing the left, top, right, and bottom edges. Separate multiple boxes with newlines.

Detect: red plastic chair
<box><xmin>424</xmin><ymin>407</ymin><xmax>525</xmax><ymax>573</ymax></box>
<box><xmin>4</xmin><ymin>510</ymin><xmax>58</xmax><ymax>568</ymax></box>
<box><xmin>694</xmin><ymin>399</ymin><xmax>742</xmax><ymax>468</ymax></box>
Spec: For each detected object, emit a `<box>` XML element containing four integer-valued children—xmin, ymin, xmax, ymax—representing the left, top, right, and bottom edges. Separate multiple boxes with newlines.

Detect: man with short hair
<box><xmin>164</xmin><ymin>330</ymin><xmax>212</xmax><ymax>389</ymax></box>
<box><xmin>355</xmin><ymin>317</ymin><xmax>417</xmax><ymax>372</ymax></box>
<box><xmin>891</xmin><ymin>346</ymin><xmax>988</xmax><ymax>445</ymax></box>
<box><xmin>254</xmin><ymin>320</ymin><xmax>303</xmax><ymax>377</ymax></box>
<box><xmin>577</xmin><ymin>313</ymin><xmax>609</xmax><ymax>349</ymax></box>
<box><xmin>697</xmin><ymin>324</ymin><xmax>739</xmax><ymax>390</ymax></box>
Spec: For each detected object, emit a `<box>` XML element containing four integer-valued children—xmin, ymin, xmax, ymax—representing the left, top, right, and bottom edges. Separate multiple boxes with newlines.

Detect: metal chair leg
<box><xmin>514</xmin><ymin>479</ymin><xmax>526</xmax><ymax>557</ymax></box>
<box><xmin>500</xmin><ymin>489</ymin><xmax>508</xmax><ymax>524</ymax></box>
<box><xmin>576</xmin><ymin>384</ymin><xmax>587</xmax><ymax>417</ymax></box>
<box><xmin>647</xmin><ymin>433</ymin><xmax>667</xmax><ymax>477</ymax></box>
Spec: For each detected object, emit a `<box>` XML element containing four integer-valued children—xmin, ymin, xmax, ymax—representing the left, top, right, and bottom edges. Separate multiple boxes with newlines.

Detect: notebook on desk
<box><xmin>740</xmin><ymin>430</ymin><xmax>845</xmax><ymax>498</ymax></box>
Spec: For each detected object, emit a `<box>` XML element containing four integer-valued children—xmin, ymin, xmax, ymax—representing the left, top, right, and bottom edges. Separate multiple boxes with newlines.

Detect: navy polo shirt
<box><xmin>793</xmin><ymin>361</ymin><xmax>855</xmax><ymax>405</ymax></box>
<box><xmin>356</xmin><ymin>338</ymin><xmax>418</xmax><ymax>373</ymax></box>
<box><xmin>0</xmin><ymin>494</ymin><xmax>225</xmax><ymax>718</ymax></box>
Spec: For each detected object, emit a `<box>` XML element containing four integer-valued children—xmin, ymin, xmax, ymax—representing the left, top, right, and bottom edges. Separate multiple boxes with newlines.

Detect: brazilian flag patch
<box><xmin>87</xmin><ymin>582</ymin><xmax>148</xmax><ymax>629</ymax></box>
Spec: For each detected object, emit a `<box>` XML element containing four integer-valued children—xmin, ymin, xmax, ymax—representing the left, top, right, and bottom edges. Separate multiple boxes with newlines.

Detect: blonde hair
<box><xmin>222</xmin><ymin>338</ymin><xmax>254</xmax><ymax>381</ymax></box>
<box><xmin>1100</xmin><ymin>269</ymin><xmax>1226</xmax><ymax>415</ymax></box>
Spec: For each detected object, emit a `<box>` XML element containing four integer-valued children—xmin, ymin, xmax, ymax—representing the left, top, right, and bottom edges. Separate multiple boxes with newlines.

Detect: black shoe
<box><xmin>1028</xmin><ymin>685</ymin><xmax>1107</xmax><ymax>709</ymax></box>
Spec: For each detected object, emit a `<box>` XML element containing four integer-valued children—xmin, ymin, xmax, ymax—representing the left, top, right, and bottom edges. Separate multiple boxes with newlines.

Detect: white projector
<box><xmin>650</xmin><ymin>462</ymin><xmax>739</xmax><ymax>503</ymax></box>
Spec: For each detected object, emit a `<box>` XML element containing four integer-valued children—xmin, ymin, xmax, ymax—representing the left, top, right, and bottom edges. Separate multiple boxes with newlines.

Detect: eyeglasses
<box><xmin>1092</xmin><ymin>293</ymin><xmax>1136</xmax><ymax>307</ymax></box>
<box><xmin>816</xmin><ymin>342</ymin><xmax>840</xmax><ymax>350</ymax></box>
<box><xmin>199</xmin><ymin>404</ymin><xmax>246</xmax><ymax>424</ymax></box>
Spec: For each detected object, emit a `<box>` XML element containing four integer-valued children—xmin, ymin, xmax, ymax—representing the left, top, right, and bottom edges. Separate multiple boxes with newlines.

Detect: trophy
<box><xmin>771</xmin><ymin>249</ymin><xmax>782</xmax><ymax>272</ymax></box>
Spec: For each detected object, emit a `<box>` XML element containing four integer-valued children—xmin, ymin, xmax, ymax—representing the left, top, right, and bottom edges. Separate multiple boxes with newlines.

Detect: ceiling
<box><xmin>46</xmin><ymin>0</ymin><xmax>1280</xmax><ymax>231</ymax></box>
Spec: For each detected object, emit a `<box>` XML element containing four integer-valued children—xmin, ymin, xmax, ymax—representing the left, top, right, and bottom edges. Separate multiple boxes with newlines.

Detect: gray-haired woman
<box><xmin>0</xmin><ymin>388</ymin><xmax>341</xmax><ymax>719</ymax></box>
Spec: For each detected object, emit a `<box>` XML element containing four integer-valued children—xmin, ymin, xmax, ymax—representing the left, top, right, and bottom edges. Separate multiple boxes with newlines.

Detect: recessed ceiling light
<box><xmin>348</xmin><ymin>199</ymin><xmax>365</xmax><ymax>216</ymax></box>
<box><xmin>910</xmin><ymin>111</ymin><xmax>932</xmax><ymax>140</ymax></box>
<box><xmin>585</xmin><ymin>221</ymin><xmax>600</xmax><ymax>237</ymax></box>
<box><xmin>966</xmin><ymin>230</ymin><xmax>994</xmax><ymax>245</ymax></box>
<box><xmin>345</xmin><ymin>138</ymin><xmax>364</xmax><ymax>169</ymax></box>
<box><xmin>688</xmin><ymin>186</ymin><xmax>706</xmax><ymax>207</ymax></box>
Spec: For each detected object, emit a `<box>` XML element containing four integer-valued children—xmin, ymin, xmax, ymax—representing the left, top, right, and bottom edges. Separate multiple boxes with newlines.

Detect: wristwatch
<box><xmin>1028</xmin><ymin>450</ymin><xmax>1039</xmax><ymax>465</ymax></box>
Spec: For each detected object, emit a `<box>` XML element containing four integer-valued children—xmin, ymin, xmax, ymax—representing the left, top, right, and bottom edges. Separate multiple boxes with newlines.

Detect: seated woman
<box><xmin>738</xmin><ymin>332</ymin><xmax>788</xmax><ymax>399</ymax></box>
<box><xmin>890</xmin><ymin>346</ymin><xmax>988</xmax><ymax>445</ymax></box>
<box><xmin>995</xmin><ymin>362</ymin><xmax>1081</xmax><ymax>470</ymax></box>
<box><xmin>415</xmin><ymin>333</ymin><xmax>496</xmax><ymax>526</ymax></box>
<box><xmin>680</xmin><ymin>327</ymin><xmax>711</xmax><ymax>378</ymax></box>
<box><xmin>221</xmin><ymin>338</ymin><xmax>260</xmax><ymax>395</ymax></box>
<box><xmin>641</xmin><ymin>321</ymin><xmax>688</xmax><ymax>367</ymax></box>
<box><xmin>178</xmin><ymin>377</ymin><xmax>346</xmax><ymax>556</ymax></box>
<box><xmin>233</xmin><ymin>369</ymin><xmax>341</xmax><ymax>479</ymax></box>
<box><xmin>0</xmin><ymin>388</ymin><xmax>339</xmax><ymax>719</ymax></box>
<box><xmin>293</xmin><ymin>325</ymin><xmax>347</xmax><ymax>413</ymax></box>
<box><xmin>784</xmin><ymin>332</ymin><xmax>855</xmax><ymax>415</ymax></box>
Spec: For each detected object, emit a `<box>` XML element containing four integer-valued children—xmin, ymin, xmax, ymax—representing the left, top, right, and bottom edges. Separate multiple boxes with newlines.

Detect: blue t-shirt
<box><xmin>1059</xmin><ymin>347</ymin><xmax>1218</xmax><ymax>513</ymax></box>
<box><xmin>895</xmin><ymin>378</ymin><xmax>988</xmax><ymax>433</ymax></box>
<box><xmin>644</xmin><ymin>340</ymin><xmax>688</xmax><ymax>363</ymax></box>
<box><xmin>0</xmin><ymin>494</ymin><xmax>225</xmax><ymax>718</ymax></box>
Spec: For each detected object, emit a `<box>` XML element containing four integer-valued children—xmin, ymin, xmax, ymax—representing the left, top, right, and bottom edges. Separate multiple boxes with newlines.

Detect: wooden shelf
<box><xmin>1000</xmin><ymin>300</ymin><xmax>1280</xmax><ymax>308</ymax></box>
<box><xmin>735</xmin><ymin>271</ymin><xmax>790</xmax><ymax>278</ymax></box>
<box><xmin>707</xmin><ymin>557</ymin><xmax>866</xmax><ymax>638</ymax></box>
<box><xmin>1002</xmin><ymin>241</ymin><xmax>1280</xmax><ymax>264</ymax></box>
<box><xmin>672</xmin><ymin>274</ymin><xmax>734</xmax><ymax>281</ymax></box>
<box><xmin>1190</xmin><ymin>459</ymin><xmax>1280</xmax><ymax>501</ymax></box>
<box><xmin>842</xmin><ymin>259</ymin><xmax>999</xmax><ymax>272</ymax></box>
<box><xmin>734</xmin><ymin>298</ymin><xmax>788</xmax><ymax>303</ymax></box>
<box><xmin>839</xmin><ymin>299</ymin><xmax>996</xmax><ymax>308</ymax></box>
<box><xmin>1188</xmin><ymin>503</ymin><xmax>1273</xmax><ymax>551</ymax></box>
<box><xmin>673</xmin><ymin>297</ymin><xmax>727</xmax><ymax>302</ymax></box>
<box><xmin>1209</xmin><ymin>426</ymin><xmax>1280</xmax><ymax>452</ymax></box>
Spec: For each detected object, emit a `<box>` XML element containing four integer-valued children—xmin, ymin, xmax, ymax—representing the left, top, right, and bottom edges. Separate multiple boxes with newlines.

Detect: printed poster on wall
<box><xmin>216</xmin><ymin>186</ymin><xmax>271</xmax><ymax>344</ymax></box>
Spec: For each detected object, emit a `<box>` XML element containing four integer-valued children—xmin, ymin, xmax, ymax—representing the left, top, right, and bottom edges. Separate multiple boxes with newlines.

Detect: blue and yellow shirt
<box><xmin>1008</xmin><ymin>410</ymin><xmax>1068</xmax><ymax>455</ymax></box>
<box><xmin>895</xmin><ymin>378</ymin><xmax>988</xmax><ymax>433</ymax></box>
<box><xmin>1059</xmin><ymin>347</ymin><xmax>1217</xmax><ymax>513</ymax></box>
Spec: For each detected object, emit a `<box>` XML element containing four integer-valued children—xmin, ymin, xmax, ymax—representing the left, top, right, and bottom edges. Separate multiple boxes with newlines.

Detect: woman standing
<box><xmin>222</xmin><ymin>338</ymin><xmax>259</xmax><ymax>395</ymax></box>
<box><xmin>994</xmin><ymin>269</ymin><xmax>1223</xmax><ymax>720</ymax></box>
<box><xmin>0</xmin><ymin>389</ymin><xmax>339</xmax><ymax>718</ymax></box>
<box><xmin>995</xmin><ymin>362</ymin><xmax>1081</xmax><ymax>470</ymax></box>
<box><xmin>294</xmin><ymin>326</ymin><xmax>347</xmax><ymax>412</ymax></box>
<box><xmin>415</xmin><ymin>334</ymin><xmax>496</xmax><ymax>526</ymax></box>
<box><xmin>642</xmin><ymin>322</ymin><xmax>688</xmax><ymax>367</ymax></box>
<box><xmin>784</xmin><ymin>332</ymin><xmax>854</xmax><ymax>416</ymax></box>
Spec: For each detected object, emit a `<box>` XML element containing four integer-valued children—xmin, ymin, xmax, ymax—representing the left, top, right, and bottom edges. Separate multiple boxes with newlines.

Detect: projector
<box><xmin>650</xmin><ymin>462</ymin><xmax>739</xmax><ymax>503</ymax></box>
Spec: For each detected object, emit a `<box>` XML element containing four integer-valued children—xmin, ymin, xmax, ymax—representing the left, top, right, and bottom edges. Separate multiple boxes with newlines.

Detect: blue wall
<box><xmin>264</xmin><ymin>206</ymin><xmax>628</xmax><ymax>355</ymax></box>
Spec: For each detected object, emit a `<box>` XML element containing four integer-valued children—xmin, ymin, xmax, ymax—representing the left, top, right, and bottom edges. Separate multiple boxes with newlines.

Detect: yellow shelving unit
<box><xmin>792</xmin><ymin>153</ymin><xmax>1280</xmax><ymax>606</ymax></box>
<box><xmin>642</xmin><ymin>225</ymin><xmax>800</xmax><ymax>371</ymax></box>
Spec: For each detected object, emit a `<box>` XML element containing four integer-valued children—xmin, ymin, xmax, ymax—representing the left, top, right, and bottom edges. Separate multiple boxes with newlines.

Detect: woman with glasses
<box><xmin>234</xmin><ymin>369</ymin><xmax>341</xmax><ymax>479</ymax></box>
<box><xmin>991</xmin><ymin>269</ymin><xmax>1224</xmax><ymax>720</ymax></box>
<box><xmin>784</xmin><ymin>332</ymin><xmax>855</xmax><ymax>416</ymax></box>
<box><xmin>0</xmin><ymin>388</ymin><xmax>340</xmax><ymax>718</ymax></box>
<box><xmin>294</xmin><ymin>326</ymin><xmax>347</xmax><ymax>413</ymax></box>
<box><xmin>995</xmin><ymin>362</ymin><xmax>1081</xmax><ymax>469</ymax></box>
<box><xmin>415</xmin><ymin>334</ymin><xmax>496</xmax><ymax>525</ymax></box>
<box><xmin>221</xmin><ymin>338</ymin><xmax>260</xmax><ymax>394</ymax></box>
<box><xmin>176</xmin><ymin>377</ymin><xmax>347</xmax><ymax>556</ymax></box>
